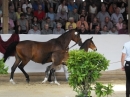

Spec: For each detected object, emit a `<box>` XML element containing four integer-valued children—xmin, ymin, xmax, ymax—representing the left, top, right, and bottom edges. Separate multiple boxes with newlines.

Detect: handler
<box><xmin>121</xmin><ymin>41</ymin><xmax>130</xmax><ymax>97</ymax></box>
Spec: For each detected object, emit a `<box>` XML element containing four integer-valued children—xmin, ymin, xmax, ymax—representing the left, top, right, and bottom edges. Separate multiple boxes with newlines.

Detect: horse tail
<box><xmin>3</xmin><ymin>41</ymin><xmax>19</xmax><ymax>62</ymax></box>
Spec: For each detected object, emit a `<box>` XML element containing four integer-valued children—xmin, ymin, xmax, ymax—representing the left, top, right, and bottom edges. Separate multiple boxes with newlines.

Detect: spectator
<box><xmin>122</xmin><ymin>6</ymin><xmax>128</xmax><ymax>24</ymax></box>
<box><xmin>118</xmin><ymin>22</ymin><xmax>128</xmax><ymax>34</ymax></box>
<box><xmin>41</xmin><ymin>17</ymin><xmax>54</xmax><ymax>30</ymax></box>
<box><xmin>57</xmin><ymin>0</ymin><xmax>68</xmax><ymax>13</ymax></box>
<box><xmin>90</xmin><ymin>25</ymin><xmax>101</xmax><ymax>34</ymax></box>
<box><xmin>108</xmin><ymin>2</ymin><xmax>117</xmax><ymax>15</ymax></box>
<box><xmin>16</xmin><ymin>7</ymin><xmax>23</xmax><ymax>20</ymax></box>
<box><xmin>111</xmin><ymin>7</ymin><xmax>124</xmax><ymax>25</ymax></box>
<box><xmin>46</xmin><ymin>7</ymin><xmax>56</xmax><ymax>22</ymax></box>
<box><xmin>78</xmin><ymin>24</ymin><xmax>89</xmax><ymax>34</ymax></box>
<box><xmin>116</xmin><ymin>17</ymin><xmax>123</xmax><ymax>31</ymax></box>
<box><xmin>15</xmin><ymin>25</ymin><xmax>22</xmax><ymax>34</ymax></box>
<box><xmin>49</xmin><ymin>0</ymin><xmax>60</xmax><ymax>13</ymax></box>
<box><xmin>90</xmin><ymin>17</ymin><xmax>100</xmax><ymax>31</ymax></box>
<box><xmin>96</xmin><ymin>5</ymin><xmax>110</xmax><ymax>23</ymax></box>
<box><xmin>67</xmin><ymin>24</ymin><xmax>73</xmax><ymax>31</ymax></box>
<box><xmin>65</xmin><ymin>17</ymin><xmax>76</xmax><ymax>30</ymax></box>
<box><xmin>79</xmin><ymin>9</ymin><xmax>87</xmax><ymax>22</ymax></box>
<box><xmin>17</xmin><ymin>13</ymin><xmax>28</xmax><ymax>34</ymax></box>
<box><xmin>31</xmin><ymin>16</ymin><xmax>41</xmax><ymax>30</ymax></box>
<box><xmin>14</xmin><ymin>0</ymin><xmax>24</xmax><ymax>11</ymax></box>
<box><xmin>53</xmin><ymin>23</ymin><xmax>65</xmax><ymax>34</ymax></box>
<box><xmin>88</xmin><ymin>2</ymin><xmax>97</xmax><ymax>22</ymax></box>
<box><xmin>100</xmin><ymin>25</ymin><xmax>109</xmax><ymax>34</ymax></box>
<box><xmin>32</xmin><ymin>0</ymin><xmax>45</xmax><ymax>11</ymax></box>
<box><xmin>22</xmin><ymin>0</ymin><xmax>32</xmax><ymax>13</ymax></box>
<box><xmin>41</xmin><ymin>23</ymin><xmax>53</xmax><ymax>34</ymax></box>
<box><xmin>120</xmin><ymin>2</ymin><xmax>125</xmax><ymax>14</ymax></box>
<box><xmin>68</xmin><ymin>8</ymin><xmax>79</xmax><ymax>22</ymax></box>
<box><xmin>77</xmin><ymin>15</ymin><xmax>89</xmax><ymax>30</ymax></box>
<box><xmin>25</xmin><ymin>7</ymin><xmax>33</xmax><ymax>28</ymax></box>
<box><xmin>79</xmin><ymin>1</ymin><xmax>89</xmax><ymax>14</ymax></box>
<box><xmin>28</xmin><ymin>24</ymin><xmax>41</xmax><ymax>34</ymax></box>
<box><xmin>9</xmin><ymin>5</ymin><xmax>17</xmax><ymax>22</ymax></box>
<box><xmin>108</xmin><ymin>26</ymin><xmax>118</xmax><ymax>34</ymax></box>
<box><xmin>68</xmin><ymin>0</ymin><xmax>78</xmax><ymax>12</ymax></box>
<box><xmin>56</xmin><ymin>9</ymin><xmax>67</xmax><ymax>29</ymax></box>
<box><xmin>33</xmin><ymin>5</ymin><xmax>46</xmax><ymax>23</ymax></box>
<box><xmin>101</xmin><ymin>16</ymin><xmax>113</xmax><ymax>31</ymax></box>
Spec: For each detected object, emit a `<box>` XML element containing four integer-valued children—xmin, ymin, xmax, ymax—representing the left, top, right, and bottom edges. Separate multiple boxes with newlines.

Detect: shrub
<box><xmin>0</xmin><ymin>58</ymin><xmax>8</xmax><ymax>74</ymax></box>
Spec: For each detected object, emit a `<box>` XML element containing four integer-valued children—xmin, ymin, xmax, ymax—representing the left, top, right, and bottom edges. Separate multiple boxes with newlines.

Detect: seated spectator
<box><xmin>78</xmin><ymin>24</ymin><xmax>89</xmax><ymax>34</ymax></box>
<box><xmin>120</xmin><ymin>2</ymin><xmax>125</xmax><ymax>14</ymax></box>
<box><xmin>9</xmin><ymin>5</ymin><xmax>17</xmax><ymax>22</ymax></box>
<box><xmin>68</xmin><ymin>8</ymin><xmax>79</xmax><ymax>22</ymax></box>
<box><xmin>32</xmin><ymin>0</ymin><xmax>45</xmax><ymax>11</ymax></box>
<box><xmin>67</xmin><ymin>24</ymin><xmax>73</xmax><ymax>31</ymax></box>
<box><xmin>49</xmin><ymin>0</ymin><xmax>60</xmax><ymax>13</ymax></box>
<box><xmin>15</xmin><ymin>25</ymin><xmax>22</xmax><ymax>34</ymax></box>
<box><xmin>100</xmin><ymin>25</ymin><xmax>109</xmax><ymax>34</ymax></box>
<box><xmin>116</xmin><ymin>17</ymin><xmax>123</xmax><ymax>31</ymax></box>
<box><xmin>41</xmin><ymin>17</ymin><xmax>54</xmax><ymax>30</ymax></box>
<box><xmin>25</xmin><ymin>7</ymin><xmax>33</xmax><ymax>29</ymax></box>
<box><xmin>33</xmin><ymin>5</ymin><xmax>46</xmax><ymax>23</ymax></box>
<box><xmin>22</xmin><ymin>0</ymin><xmax>32</xmax><ymax>13</ymax></box>
<box><xmin>96</xmin><ymin>5</ymin><xmax>110</xmax><ymax>23</ymax></box>
<box><xmin>79</xmin><ymin>1</ymin><xmax>89</xmax><ymax>14</ymax></box>
<box><xmin>77</xmin><ymin>15</ymin><xmax>89</xmax><ymax>30</ymax></box>
<box><xmin>17</xmin><ymin>13</ymin><xmax>28</xmax><ymax>34</ymax></box>
<box><xmin>57</xmin><ymin>0</ymin><xmax>68</xmax><ymax>13</ymax></box>
<box><xmin>46</xmin><ymin>7</ymin><xmax>56</xmax><ymax>22</ymax></box>
<box><xmin>31</xmin><ymin>16</ymin><xmax>41</xmax><ymax>30</ymax></box>
<box><xmin>79</xmin><ymin>9</ymin><xmax>87</xmax><ymax>21</ymax></box>
<box><xmin>101</xmin><ymin>16</ymin><xmax>113</xmax><ymax>31</ymax></box>
<box><xmin>53</xmin><ymin>23</ymin><xmax>65</xmax><ymax>34</ymax></box>
<box><xmin>108</xmin><ymin>2</ymin><xmax>117</xmax><ymax>15</ymax></box>
<box><xmin>56</xmin><ymin>9</ymin><xmax>67</xmax><ymax>29</ymax></box>
<box><xmin>90</xmin><ymin>17</ymin><xmax>100</xmax><ymax>31</ymax></box>
<box><xmin>88</xmin><ymin>2</ymin><xmax>97</xmax><ymax>22</ymax></box>
<box><xmin>122</xmin><ymin>6</ymin><xmax>128</xmax><ymax>24</ymax></box>
<box><xmin>65</xmin><ymin>17</ymin><xmax>76</xmax><ymax>30</ymax></box>
<box><xmin>0</xmin><ymin>23</ymin><xmax>15</xmax><ymax>34</ymax></box>
<box><xmin>16</xmin><ymin>7</ymin><xmax>23</xmax><ymax>20</ymax></box>
<box><xmin>118</xmin><ymin>22</ymin><xmax>128</xmax><ymax>34</ymax></box>
<box><xmin>111</xmin><ymin>7</ymin><xmax>124</xmax><ymax>25</ymax></box>
<box><xmin>68</xmin><ymin>0</ymin><xmax>78</xmax><ymax>12</ymax></box>
<box><xmin>108</xmin><ymin>26</ymin><xmax>118</xmax><ymax>34</ymax></box>
<box><xmin>41</xmin><ymin>23</ymin><xmax>53</xmax><ymax>34</ymax></box>
<box><xmin>28</xmin><ymin>24</ymin><xmax>41</xmax><ymax>34</ymax></box>
<box><xmin>90</xmin><ymin>25</ymin><xmax>101</xmax><ymax>34</ymax></box>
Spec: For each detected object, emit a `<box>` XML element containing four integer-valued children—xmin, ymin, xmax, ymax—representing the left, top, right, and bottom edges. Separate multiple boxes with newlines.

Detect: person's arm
<box><xmin>121</xmin><ymin>53</ymin><xmax>126</xmax><ymax>71</ymax></box>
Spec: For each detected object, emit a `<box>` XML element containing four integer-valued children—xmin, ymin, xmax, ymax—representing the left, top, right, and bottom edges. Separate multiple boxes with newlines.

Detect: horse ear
<box><xmin>90</xmin><ymin>37</ymin><xmax>93</xmax><ymax>40</ymax></box>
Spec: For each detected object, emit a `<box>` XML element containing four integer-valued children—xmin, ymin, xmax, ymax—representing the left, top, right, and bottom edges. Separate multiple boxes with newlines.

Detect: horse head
<box><xmin>88</xmin><ymin>37</ymin><xmax>97</xmax><ymax>51</ymax></box>
<box><xmin>70</xmin><ymin>29</ymin><xmax>82</xmax><ymax>46</ymax></box>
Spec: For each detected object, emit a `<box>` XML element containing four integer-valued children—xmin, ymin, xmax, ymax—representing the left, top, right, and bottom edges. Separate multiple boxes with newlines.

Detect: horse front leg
<box><xmin>51</xmin><ymin>68</ymin><xmax>60</xmax><ymax>85</ymax></box>
<box><xmin>42</xmin><ymin>65</ymin><xmax>51</xmax><ymax>83</ymax></box>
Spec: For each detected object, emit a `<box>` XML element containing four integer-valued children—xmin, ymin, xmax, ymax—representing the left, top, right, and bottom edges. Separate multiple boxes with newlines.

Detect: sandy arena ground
<box><xmin>0</xmin><ymin>80</ymin><xmax>126</xmax><ymax>97</ymax></box>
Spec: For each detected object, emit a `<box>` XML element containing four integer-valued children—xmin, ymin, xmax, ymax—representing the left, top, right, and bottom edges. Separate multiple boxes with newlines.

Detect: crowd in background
<box><xmin>0</xmin><ymin>0</ymin><xmax>128</xmax><ymax>34</ymax></box>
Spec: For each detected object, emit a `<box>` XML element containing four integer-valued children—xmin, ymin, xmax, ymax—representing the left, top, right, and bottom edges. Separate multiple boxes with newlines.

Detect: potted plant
<box><xmin>0</xmin><ymin>58</ymin><xmax>8</xmax><ymax>74</ymax></box>
<box><xmin>67</xmin><ymin>50</ymin><xmax>114</xmax><ymax>97</ymax></box>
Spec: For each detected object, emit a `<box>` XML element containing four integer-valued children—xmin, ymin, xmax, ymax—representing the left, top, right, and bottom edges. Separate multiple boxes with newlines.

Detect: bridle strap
<box><xmin>67</xmin><ymin>42</ymin><xmax>78</xmax><ymax>50</ymax></box>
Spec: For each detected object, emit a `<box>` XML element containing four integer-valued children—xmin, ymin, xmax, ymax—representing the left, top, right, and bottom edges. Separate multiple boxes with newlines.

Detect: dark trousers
<box><xmin>125</xmin><ymin>61</ymin><xmax>130</xmax><ymax>97</ymax></box>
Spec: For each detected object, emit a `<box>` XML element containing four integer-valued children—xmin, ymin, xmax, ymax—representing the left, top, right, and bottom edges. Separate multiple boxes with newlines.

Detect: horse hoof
<box><xmin>26</xmin><ymin>79</ymin><xmax>30</xmax><ymax>83</ymax></box>
<box><xmin>42</xmin><ymin>77</ymin><xmax>48</xmax><ymax>84</ymax></box>
<box><xmin>10</xmin><ymin>79</ymin><xmax>16</xmax><ymax>84</ymax></box>
<box><xmin>54</xmin><ymin>81</ymin><xmax>60</xmax><ymax>85</ymax></box>
<box><xmin>50</xmin><ymin>81</ymin><xmax>54</xmax><ymax>84</ymax></box>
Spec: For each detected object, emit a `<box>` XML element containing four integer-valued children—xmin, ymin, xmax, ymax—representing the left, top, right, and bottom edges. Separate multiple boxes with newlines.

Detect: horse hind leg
<box><xmin>18</xmin><ymin>60</ymin><xmax>30</xmax><ymax>83</ymax></box>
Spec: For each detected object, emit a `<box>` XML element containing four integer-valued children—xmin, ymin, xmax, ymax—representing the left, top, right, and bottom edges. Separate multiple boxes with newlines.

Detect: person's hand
<box><xmin>121</xmin><ymin>66</ymin><xmax>125</xmax><ymax>71</ymax></box>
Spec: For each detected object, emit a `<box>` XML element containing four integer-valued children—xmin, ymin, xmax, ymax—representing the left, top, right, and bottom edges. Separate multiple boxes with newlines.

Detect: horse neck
<box><xmin>80</xmin><ymin>40</ymin><xmax>89</xmax><ymax>52</ymax></box>
<box><xmin>57</xmin><ymin>33</ymin><xmax>72</xmax><ymax>49</ymax></box>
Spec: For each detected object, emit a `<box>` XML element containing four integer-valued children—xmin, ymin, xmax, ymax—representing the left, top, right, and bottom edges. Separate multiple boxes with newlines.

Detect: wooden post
<box><xmin>128</xmin><ymin>0</ymin><xmax>130</xmax><ymax>34</ymax></box>
<box><xmin>2</xmin><ymin>0</ymin><xmax>8</xmax><ymax>34</ymax></box>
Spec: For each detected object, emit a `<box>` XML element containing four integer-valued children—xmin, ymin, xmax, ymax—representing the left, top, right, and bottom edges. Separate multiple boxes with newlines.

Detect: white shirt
<box><xmin>57</xmin><ymin>5</ymin><xmax>68</xmax><ymax>13</ymax></box>
<box><xmin>28</xmin><ymin>29</ymin><xmax>41</xmax><ymax>34</ymax></box>
<box><xmin>22</xmin><ymin>3</ymin><xmax>32</xmax><ymax>13</ymax></box>
<box><xmin>122</xmin><ymin>41</ymin><xmax>130</xmax><ymax>61</ymax></box>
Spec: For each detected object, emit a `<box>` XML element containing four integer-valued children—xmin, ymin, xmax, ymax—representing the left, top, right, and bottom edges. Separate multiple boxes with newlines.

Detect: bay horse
<box><xmin>3</xmin><ymin>29</ymin><xmax>82</xmax><ymax>84</ymax></box>
<box><xmin>47</xmin><ymin>37</ymin><xmax>97</xmax><ymax>84</ymax></box>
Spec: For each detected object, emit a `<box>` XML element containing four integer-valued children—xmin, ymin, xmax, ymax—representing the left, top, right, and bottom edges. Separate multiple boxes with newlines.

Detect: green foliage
<box><xmin>67</xmin><ymin>50</ymin><xmax>114</xmax><ymax>97</ymax></box>
<box><xmin>0</xmin><ymin>58</ymin><xmax>8</xmax><ymax>74</ymax></box>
